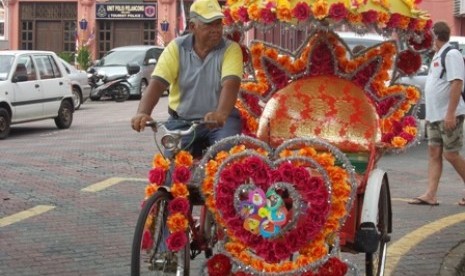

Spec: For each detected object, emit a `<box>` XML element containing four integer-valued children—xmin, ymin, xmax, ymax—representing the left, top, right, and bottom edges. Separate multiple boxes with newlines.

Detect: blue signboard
<box><xmin>96</xmin><ymin>3</ymin><xmax>157</xmax><ymax>20</ymax></box>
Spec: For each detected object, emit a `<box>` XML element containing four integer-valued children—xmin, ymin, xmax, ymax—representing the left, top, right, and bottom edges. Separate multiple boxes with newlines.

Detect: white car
<box><xmin>0</xmin><ymin>50</ymin><xmax>75</xmax><ymax>139</ymax></box>
<box><xmin>59</xmin><ymin>57</ymin><xmax>91</xmax><ymax>110</ymax></box>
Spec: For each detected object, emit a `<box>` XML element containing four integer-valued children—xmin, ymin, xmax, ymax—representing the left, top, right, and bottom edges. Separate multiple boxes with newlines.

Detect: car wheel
<box><xmin>0</xmin><ymin>107</ymin><xmax>11</xmax><ymax>139</ymax></box>
<box><xmin>54</xmin><ymin>101</ymin><xmax>73</xmax><ymax>129</ymax></box>
<box><xmin>72</xmin><ymin>86</ymin><xmax>83</xmax><ymax>110</ymax></box>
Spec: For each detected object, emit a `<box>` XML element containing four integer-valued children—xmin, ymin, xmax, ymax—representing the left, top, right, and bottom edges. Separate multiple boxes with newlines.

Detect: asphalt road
<box><xmin>1</xmin><ymin>98</ymin><xmax>465</xmax><ymax>275</ymax></box>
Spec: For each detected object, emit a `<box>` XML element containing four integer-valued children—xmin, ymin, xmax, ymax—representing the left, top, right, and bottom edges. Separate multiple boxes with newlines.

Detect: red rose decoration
<box><xmin>292</xmin><ymin>2</ymin><xmax>311</xmax><ymax>22</ymax></box>
<box><xmin>141</xmin><ymin>229</ymin><xmax>153</xmax><ymax>250</ymax></box>
<box><xmin>173</xmin><ymin>165</ymin><xmax>192</xmax><ymax>183</ymax></box>
<box><xmin>386</xmin><ymin>13</ymin><xmax>401</xmax><ymax>28</ymax></box>
<box><xmin>207</xmin><ymin>254</ymin><xmax>232</xmax><ymax>276</ymax></box>
<box><xmin>328</xmin><ymin>3</ymin><xmax>348</xmax><ymax>22</ymax></box>
<box><xmin>361</xmin><ymin>10</ymin><xmax>378</xmax><ymax>24</ymax></box>
<box><xmin>409</xmin><ymin>31</ymin><xmax>432</xmax><ymax>51</ymax></box>
<box><xmin>166</xmin><ymin>231</ymin><xmax>188</xmax><ymax>251</ymax></box>
<box><xmin>237</xmin><ymin>6</ymin><xmax>249</xmax><ymax>22</ymax></box>
<box><xmin>148</xmin><ymin>167</ymin><xmax>166</xmax><ymax>185</ymax></box>
<box><xmin>260</xmin><ymin>8</ymin><xmax>276</xmax><ymax>24</ymax></box>
<box><xmin>397</xmin><ymin>50</ymin><xmax>422</xmax><ymax>75</ymax></box>
<box><xmin>168</xmin><ymin>197</ymin><xmax>190</xmax><ymax>215</ymax></box>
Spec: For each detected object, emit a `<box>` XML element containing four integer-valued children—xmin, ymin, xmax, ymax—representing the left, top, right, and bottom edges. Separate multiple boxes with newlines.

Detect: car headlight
<box><xmin>161</xmin><ymin>134</ymin><xmax>178</xmax><ymax>151</ymax></box>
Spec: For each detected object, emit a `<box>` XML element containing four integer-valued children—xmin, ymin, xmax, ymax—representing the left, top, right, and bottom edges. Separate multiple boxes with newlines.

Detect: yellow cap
<box><xmin>189</xmin><ymin>0</ymin><xmax>224</xmax><ymax>23</ymax></box>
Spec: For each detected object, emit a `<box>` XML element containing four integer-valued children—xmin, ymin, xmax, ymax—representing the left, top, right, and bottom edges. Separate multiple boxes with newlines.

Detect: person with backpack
<box><xmin>409</xmin><ymin>21</ymin><xmax>465</xmax><ymax>206</ymax></box>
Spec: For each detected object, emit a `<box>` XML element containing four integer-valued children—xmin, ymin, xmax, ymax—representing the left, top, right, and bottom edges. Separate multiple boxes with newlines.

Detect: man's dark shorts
<box><xmin>427</xmin><ymin>115</ymin><xmax>465</xmax><ymax>152</ymax></box>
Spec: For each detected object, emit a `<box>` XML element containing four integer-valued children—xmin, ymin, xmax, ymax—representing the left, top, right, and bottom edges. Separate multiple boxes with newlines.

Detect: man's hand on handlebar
<box><xmin>131</xmin><ymin>113</ymin><xmax>153</xmax><ymax>132</ymax></box>
<box><xmin>204</xmin><ymin>111</ymin><xmax>227</xmax><ymax>129</ymax></box>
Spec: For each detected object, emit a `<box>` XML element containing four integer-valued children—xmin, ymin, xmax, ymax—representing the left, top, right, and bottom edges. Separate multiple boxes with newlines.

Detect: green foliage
<box><xmin>76</xmin><ymin>46</ymin><xmax>91</xmax><ymax>71</ymax></box>
<box><xmin>58</xmin><ymin>52</ymin><xmax>75</xmax><ymax>64</ymax></box>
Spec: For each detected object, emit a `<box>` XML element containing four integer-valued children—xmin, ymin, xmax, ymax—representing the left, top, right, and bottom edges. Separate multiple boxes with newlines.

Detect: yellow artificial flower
<box><xmin>311</xmin><ymin>0</ymin><xmax>329</xmax><ymax>20</ymax></box>
<box><xmin>175</xmin><ymin>150</ymin><xmax>193</xmax><ymax>167</ymax></box>
<box><xmin>152</xmin><ymin>154</ymin><xmax>170</xmax><ymax>170</ymax></box>
<box><xmin>171</xmin><ymin>182</ymin><xmax>189</xmax><ymax>198</ymax></box>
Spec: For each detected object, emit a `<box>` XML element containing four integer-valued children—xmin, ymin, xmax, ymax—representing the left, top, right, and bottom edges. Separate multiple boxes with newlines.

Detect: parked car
<box><xmin>59</xmin><ymin>57</ymin><xmax>91</xmax><ymax>110</ymax></box>
<box><xmin>88</xmin><ymin>45</ymin><xmax>164</xmax><ymax>99</ymax></box>
<box><xmin>0</xmin><ymin>50</ymin><xmax>74</xmax><ymax>139</ymax></box>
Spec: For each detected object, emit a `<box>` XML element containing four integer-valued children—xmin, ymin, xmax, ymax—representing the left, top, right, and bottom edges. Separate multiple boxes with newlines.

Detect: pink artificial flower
<box><xmin>230</xmin><ymin>162</ymin><xmax>248</xmax><ymax>183</ymax></box>
<box><xmin>172</xmin><ymin>165</ymin><xmax>191</xmax><ymax>183</ymax></box>
<box><xmin>386</xmin><ymin>13</ymin><xmax>401</xmax><ymax>28</ymax></box>
<box><xmin>273</xmin><ymin>239</ymin><xmax>291</xmax><ymax>260</ymax></box>
<box><xmin>403</xmin><ymin>116</ymin><xmax>416</xmax><ymax>127</ymax></box>
<box><xmin>361</xmin><ymin>10</ymin><xmax>378</xmax><ymax>24</ymax></box>
<box><xmin>141</xmin><ymin>229</ymin><xmax>154</xmax><ymax>250</ymax></box>
<box><xmin>223</xmin><ymin>8</ymin><xmax>234</xmax><ymax>25</ymax></box>
<box><xmin>148</xmin><ymin>167</ymin><xmax>166</xmax><ymax>185</ymax></box>
<box><xmin>278</xmin><ymin>162</ymin><xmax>295</xmax><ymax>182</ymax></box>
<box><xmin>292</xmin><ymin>2</ymin><xmax>311</xmax><ymax>22</ymax></box>
<box><xmin>237</xmin><ymin>6</ymin><xmax>250</xmax><ymax>22</ymax></box>
<box><xmin>399</xmin><ymin>132</ymin><xmax>415</xmax><ymax>142</ymax></box>
<box><xmin>220</xmin><ymin>168</ymin><xmax>241</xmax><ymax>187</ymax></box>
<box><xmin>328</xmin><ymin>3</ymin><xmax>348</xmax><ymax>22</ymax></box>
<box><xmin>168</xmin><ymin>197</ymin><xmax>190</xmax><ymax>215</ymax></box>
<box><xmin>166</xmin><ymin>231</ymin><xmax>188</xmax><ymax>251</ymax></box>
<box><xmin>260</xmin><ymin>8</ymin><xmax>276</xmax><ymax>24</ymax></box>
<box><xmin>207</xmin><ymin>254</ymin><xmax>233</xmax><ymax>276</ymax></box>
<box><xmin>381</xmin><ymin>133</ymin><xmax>395</xmax><ymax>143</ymax></box>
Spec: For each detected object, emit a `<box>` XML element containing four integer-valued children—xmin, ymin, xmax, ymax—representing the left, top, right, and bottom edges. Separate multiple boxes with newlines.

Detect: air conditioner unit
<box><xmin>454</xmin><ymin>0</ymin><xmax>465</xmax><ymax>16</ymax></box>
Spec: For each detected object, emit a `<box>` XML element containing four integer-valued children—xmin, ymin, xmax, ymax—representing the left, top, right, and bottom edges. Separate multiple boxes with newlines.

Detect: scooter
<box><xmin>88</xmin><ymin>64</ymin><xmax>140</xmax><ymax>102</ymax></box>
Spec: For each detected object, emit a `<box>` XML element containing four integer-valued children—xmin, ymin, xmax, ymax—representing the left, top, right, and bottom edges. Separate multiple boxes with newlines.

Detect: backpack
<box><xmin>439</xmin><ymin>46</ymin><xmax>465</xmax><ymax>101</ymax></box>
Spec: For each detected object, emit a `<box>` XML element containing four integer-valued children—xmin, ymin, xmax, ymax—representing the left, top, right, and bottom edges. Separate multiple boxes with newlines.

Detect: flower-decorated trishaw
<box><xmin>131</xmin><ymin>0</ymin><xmax>433</xmax><ymax>275</ymax></box>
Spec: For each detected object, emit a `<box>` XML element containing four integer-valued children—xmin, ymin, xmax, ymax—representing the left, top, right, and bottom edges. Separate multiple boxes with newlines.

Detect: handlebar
<box><xmin>146</xmin><ymin>120</ymin><xmax>214</xmax><ymax>136</ymax></box>
<box><xmin>145</xmin><ymin>120</ymin><xmax>204</xmax><ymax>136</ymax></box>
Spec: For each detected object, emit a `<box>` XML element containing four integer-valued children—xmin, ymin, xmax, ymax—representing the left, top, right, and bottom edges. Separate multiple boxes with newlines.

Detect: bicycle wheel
<box><xmin>365</xmin><ymin>178</ymin><xmax>390</xmax><ymax>276</ymax></box>
<box><xmin>131</xmin><ymin>190</ymin><xmax>190</xmax><ymax>276</ymax></box>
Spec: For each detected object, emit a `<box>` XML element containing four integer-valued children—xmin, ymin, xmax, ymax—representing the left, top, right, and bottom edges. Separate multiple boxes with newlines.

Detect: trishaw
<box><xmin>131</xmin><ymin>0</ymin><xmax>433</xmax><ymax>275</ymax></box>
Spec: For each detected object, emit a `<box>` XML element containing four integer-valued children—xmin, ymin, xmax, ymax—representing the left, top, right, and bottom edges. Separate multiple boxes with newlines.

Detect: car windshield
<box><xmin>0</xmin><ymin>55</ymin><xmax>15</xmax><ymax>80</ymax></box>
<box><xmin>98</xmin><ymin>50</ymin><xmax>145</xmax><ymax>66</ymax></box>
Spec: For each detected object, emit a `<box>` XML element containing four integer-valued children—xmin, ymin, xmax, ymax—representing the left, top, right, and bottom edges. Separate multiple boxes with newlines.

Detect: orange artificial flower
<box><xmin>391</xmin><ymin>136</ymin><xmax>408</xmax><ymax>147</ymax></box>
<box><xmin>327</xmin><ymin>166</ymin><xmax>348</xmax><ymax>182</ymax></box>
<box><xmin>215</xmin><ymin>151</ymin><xmax>229</xmax><ymax>163</ymax></box>
<box><xmin>152</xmin><ymin>154</ymin><xmax>170</xmax><ymax>170</ymax></box>
<box><xmin>255</xmin><ymin>147</ymin><xmax>269</xmax><ymax>156</ymax></box>
<box><xmin>201</xmin><ymin>176</ymin><xmax>214</xmax><ymax>195</ymax></box>
<box><xmin>279</xmin><ymin>149</ymin><xmax>293</xmax><ymax>158</ymax></box>
<box><xmin>314</xmin><ymin>152</ymin><xmax>335</xmax><ymax>167</ymax></box>
<box><xmin>346</xmin><ymin>12</ymin><xmax>362</xmax><ymax>24</ymax></box>
<box><xmin>404</xmin><ymin>125</ymin><xmax>417</xmax><ymax>136</ymax></box>
<box><xmin>265</xmin><ymin>48</ymin><xmax>279</xmax><ymax>60</ymax></box>
<box><xmin>377</xmin><ymin>12</ymin><xmax>390</xmax><ymax>25</ymax></box>
<box><xmin>247</xmin><ymin>4</ymin><xmax>261</xmax><ymax>21</ymax></box>
<box><xmin>175</xmin><ymin>150</ymin><xmax>193</xmax><ymax>167</ymax></box>
<box><xmin>311</xmin><ymin>0</ymin><xmax>329</xmax><ymax>20</ymax></box>
<box><xmin>276</xmin><ymin>7</ymin><xmax>292</xmax><ymax>22</ymax></box>
<box><xmin>145</xmin><ymin>183</ymin><xmax>159</xmax><ymax>198</ymax></box>
<box><xmin>298</xmin><ymin>146</ymin><xmax>317</xmax><ymax>157</ymax></box>
<box><xmin>171</xmin><ymin>182</ymin><xmax>189</xmax><ymax>198</ymax></box>
<box><xmin>398</xmin><ymin>16</ymin><xmax>410</xmax><ymax>29</ymax></box>
<box><xmin>167</xmin><ymin>213</ymin><xmax>188</xmax><ymax>233</ymax></box>
<box><xmin>230</xmin><ymin>144</ymin><xmax>246</xmax><ymax>154</ymax></box>
<box><xmin>205</xmin><ymin>160</ymin><xmax>218</xmax><ymax>177</ymax></box>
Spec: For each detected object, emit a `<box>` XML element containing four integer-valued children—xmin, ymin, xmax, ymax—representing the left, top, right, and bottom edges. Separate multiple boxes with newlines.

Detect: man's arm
<box><xmin>131</xmin><ymin>78</ymin><xmax>168</xmax><ymax>132</ymax></box>
<box><xmin>445</xmin><ymin>79</ymin><xmax>464</xmax><ymax>129</ymax></box>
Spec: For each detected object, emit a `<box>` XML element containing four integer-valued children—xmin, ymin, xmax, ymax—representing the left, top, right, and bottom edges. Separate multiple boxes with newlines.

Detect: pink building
<box><xmin>1</xmin><ymin>0</ymin><xmax>464</xmax><ymax>58</ymax></box>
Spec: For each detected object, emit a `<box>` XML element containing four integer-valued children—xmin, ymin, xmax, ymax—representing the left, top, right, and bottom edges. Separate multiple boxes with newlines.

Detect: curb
<box><xmin>440</xmin><ymin>240</ymin><xmax>465</xmax><ymax>276</ymax></box>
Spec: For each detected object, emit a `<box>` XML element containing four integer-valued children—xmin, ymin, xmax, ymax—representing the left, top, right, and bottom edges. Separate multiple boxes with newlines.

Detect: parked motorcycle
<box><xmin>88</xmin><ymin>64</ymin><xmax>140</xmax><ymax>102</ymax></box>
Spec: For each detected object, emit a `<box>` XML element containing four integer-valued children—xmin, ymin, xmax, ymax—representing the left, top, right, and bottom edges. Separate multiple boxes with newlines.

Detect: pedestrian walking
<box><xmin>409</xmin><ymin>21</ymin><xmax>465</xmax><ymax>206</ymax></box>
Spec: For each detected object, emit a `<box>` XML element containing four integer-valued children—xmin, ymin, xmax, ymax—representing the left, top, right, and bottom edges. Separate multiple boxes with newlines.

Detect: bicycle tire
<box><xmin>131</xmin><ymin>190</ymin><xmax>190</xmax><ymax>276</ymax></box>
<box><xmin>365</xmin><ymin>178</ymin><xmax>390</xmax><ymax>276</ymax></box>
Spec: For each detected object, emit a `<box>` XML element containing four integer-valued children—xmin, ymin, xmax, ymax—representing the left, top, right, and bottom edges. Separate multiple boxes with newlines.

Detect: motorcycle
<box><xmin>87</xmin><ymin>63</ymin><xmax>140</xmax><ymax>102</ymax></box>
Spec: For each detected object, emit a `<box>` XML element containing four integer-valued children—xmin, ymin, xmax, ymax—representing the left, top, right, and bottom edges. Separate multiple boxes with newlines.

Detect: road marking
<box><xmin>385</xmin><ymin>212</ymin><xmax>465</xmax><ymax>275</ymax></box>
<box><xmin>0</xmin><ymin>205</ymin><xmax>55</xmax><ymax>227</ymax></box>
<box><xmin>81</xmin><ymin>177</ymin><xmax>146</xmax><ymax>192</ymax></box>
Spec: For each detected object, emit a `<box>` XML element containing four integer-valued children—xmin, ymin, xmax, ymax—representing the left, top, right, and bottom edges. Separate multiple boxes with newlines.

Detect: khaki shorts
<box><xmin>427</xmin><ymin>115</ymin><xmax>465</xmax><ymax>152</ymax></box>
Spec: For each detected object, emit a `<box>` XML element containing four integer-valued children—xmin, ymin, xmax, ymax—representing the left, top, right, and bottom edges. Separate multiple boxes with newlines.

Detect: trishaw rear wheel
<box><xmin>131</xmin><ymin>190</ymin><xmax>190</xmax><ymax>276</ymax></box>
<box><xmin>365</xmin><ymin>179</ymin><xmax>389</xmax><ymax>276</ymax></box>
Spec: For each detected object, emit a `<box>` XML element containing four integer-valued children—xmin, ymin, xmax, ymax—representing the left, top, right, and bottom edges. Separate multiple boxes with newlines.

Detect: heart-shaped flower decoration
<box><xmin>200</xmin><ymin>136</ymin><xmax>357</xmax><ymax>274</ymax></box>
